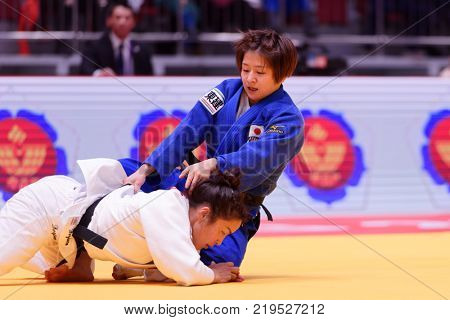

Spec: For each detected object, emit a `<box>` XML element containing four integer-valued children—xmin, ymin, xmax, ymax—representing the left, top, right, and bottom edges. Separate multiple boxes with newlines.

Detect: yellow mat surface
<box><xmin>1</xmin><ymin>232</ymin><xmax>449</xmax><ymax>300</ymax></box>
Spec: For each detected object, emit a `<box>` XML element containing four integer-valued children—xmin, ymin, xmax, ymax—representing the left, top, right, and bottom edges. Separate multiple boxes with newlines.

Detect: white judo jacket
<box><xmin>58</xmin><ymin>158</ymin><xmax>214</xmax><ymax>286</ymax></box>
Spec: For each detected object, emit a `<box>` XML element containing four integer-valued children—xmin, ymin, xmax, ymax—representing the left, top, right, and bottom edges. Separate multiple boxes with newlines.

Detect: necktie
<box><xmin>116</xmin><ymin>43</ymin><xmax>124</xmax><ymax>75</ymax></box>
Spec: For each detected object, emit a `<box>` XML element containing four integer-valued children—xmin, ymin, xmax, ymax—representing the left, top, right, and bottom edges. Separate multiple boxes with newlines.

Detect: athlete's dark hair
<box><xmin>234</xmin><ymin>29</ymin><xmax>298</xmax><ymax>83</ymax></box>
<box><xmin>186</xmin><ymin>168</ymin><xmax>250</xmax><ymax>224</ymax></box>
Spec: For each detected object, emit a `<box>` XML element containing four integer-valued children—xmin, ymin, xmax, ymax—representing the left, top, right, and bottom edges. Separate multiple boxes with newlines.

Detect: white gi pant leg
<box><xmin>0</xmin><ymin>189</ymin><xmax>52</xmax><ymax>276</ymax></box>
<box><xmin>0</xmin><ymin>176</ymin><xmax>78</xmax><ymax>276</ymax></box>
<box><xmin>21</xmin><ymin>251</ymin><xmax>51</xmax><ymax>275</ymax></box>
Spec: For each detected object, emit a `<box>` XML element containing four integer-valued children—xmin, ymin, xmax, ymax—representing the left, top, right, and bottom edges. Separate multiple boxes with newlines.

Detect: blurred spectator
<box><xmin>132</xmin><ymin>0</ymin><xmax>177</xmax><ymax>33</ymax></box>
<box><xmin>151</xmin><ymin>0</ymin><xmax>199</xmax><ymax>33</ymax></box>
<box><xmin>317</xmin><ymin>0</ymin><xmax>347</xmax><ymax>25</ymax></box>
<box><xmin>213</xmin><ymin>0</ymin><xmax>234</xmax><ymax>6</ymax></box>
<box><xmin>264</xmin><ymin>0</ymin><xmax>316</xmax><ymax>35</ymax></box>
<box><xmin>79</xmin><ymin>2</ymin><xmax>153</xmax><ymax>76</ymax></box>
<box><xmin>244</xmin><ymin>0</ymin><xmax>262</xmax><ymax>8</ymax></box>
<box><xmin>296</xmin><ymin>43</ymin><xmax>348</xmax><ymax>76</ymax></box>
<box><xmin>264</xmin><ymin>0</ymin><xmax>283</xmax><ymax>31</ymax></box>
<box><xmin>126</xmin><ymin>0</ymin><xmax>145</xmax><ymax>13</ymax></box>
<box><xmin>0</xmin><ymin>0</ymin><xmax>19</xmax><ymax>29</ymax></box>
<box><xmin>199</xmin><ymin>0</ymin><xmax>266</xmax><ymax>32</ymax></box>
<box><xmin>0</xmin><ymin>0</ymin><xmax>41</xmax><ymax>55</ymax></box>
<box><xmin>18</xmin><ymin>0</ymin><xmax>40</xmax><ymax>55</ymax></box>
<box><xmin>182</xmin><ymin>0</ymin><xmax>199</xmax><ymax>34</ymax></box>
<box><xmin>0</xmin><ymin>1</ymin><xmax>19</xmax><ymax>53</ymax></box>
<box><xmin>439</xmin><ymin>59</ymin><xmax>450</xmax><ymax>77</ymax></box>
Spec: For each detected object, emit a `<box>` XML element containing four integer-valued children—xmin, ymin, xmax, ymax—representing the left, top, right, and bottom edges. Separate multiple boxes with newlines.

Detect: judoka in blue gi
<box><xmin>119</xmin><ymin>30</ymin><xmax>304</xmax><ymax>273</ymax></box>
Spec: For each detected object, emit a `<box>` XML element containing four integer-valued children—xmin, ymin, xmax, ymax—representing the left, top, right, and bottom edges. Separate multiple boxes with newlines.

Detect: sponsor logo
<box><xmin>285</xmin><ymin>110</ymin><xmax>365</xmax><ymax>203</ymax></box>
<box><xmin>0</xmin><ymin>110</ymin><xmax>68</xmax><ymax>201</ymax></box>
<box><xmin>51</xmin><ymin>224</ymin><xmax>58</xmax><ymax>241</ymax></box>
<box><xmin>65</xmin><ymin>229</ymin><xmax>73</xmax><ymax>246</ymax></box>
<box><xmin>266</xmin><ymin>125</ymin><xmax>285</xmax><ymax>135</ymax></box>
<box><xmin>422</xmin><ymin>109</ymin><xmax>450</xmax><ymax>190</ymax></box>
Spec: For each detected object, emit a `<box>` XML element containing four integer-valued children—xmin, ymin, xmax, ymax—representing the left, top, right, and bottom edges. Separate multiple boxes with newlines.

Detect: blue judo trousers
<box><xmin>120</xmin><ymin>78</ymin><xmax>304</xmax><ymax>267</ymax></box>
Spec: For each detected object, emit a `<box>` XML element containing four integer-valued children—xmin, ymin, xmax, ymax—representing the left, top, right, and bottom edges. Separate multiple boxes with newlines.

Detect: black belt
<box><xmin>73</xmin><ymin>196</ymin><xmax>108</xmax><ymax>251</ymax></box>
<box><xmin>187</xmin><ymin>150</ymin><xmax>200</xmax><ymax>165</ymax></box>
<box><xmin>259</xmin><ymin>203</ymin><xmax>273</xmax><ymax>222</ymax></box>
<box><xmin>244</xmin><ymin>193</ymin><xmax>273</xmax><ymax>221</ymax></box>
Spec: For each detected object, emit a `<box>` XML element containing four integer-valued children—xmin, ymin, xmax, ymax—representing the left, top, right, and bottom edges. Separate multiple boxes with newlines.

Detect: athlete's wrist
<box><xmin>139</xmin><ymin>163</ymin><xmax>155</xmax><ymax>176</ymax></box>
<box><xmin>208</xmin><ymin>158</ymin><xmax>218</xmax><ymax>169</ymax></box>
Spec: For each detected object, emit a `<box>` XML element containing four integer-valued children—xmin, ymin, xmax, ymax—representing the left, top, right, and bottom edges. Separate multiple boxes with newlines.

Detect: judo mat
<box><xmin>1</xmin><ymin>214</ymin><xmax>449</xmax><ymax>300</ymax></box>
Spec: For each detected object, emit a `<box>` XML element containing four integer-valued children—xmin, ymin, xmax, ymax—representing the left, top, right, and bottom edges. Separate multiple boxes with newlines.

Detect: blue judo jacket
<box><xmin>121</xmin><ymin>78</ymin><xmax>304</xmax><ymax>266</ymax></box>
<box><xmin>146</xmin><ymin>78</ymin><xmax>304</xmax><ymax>198</ymax></box>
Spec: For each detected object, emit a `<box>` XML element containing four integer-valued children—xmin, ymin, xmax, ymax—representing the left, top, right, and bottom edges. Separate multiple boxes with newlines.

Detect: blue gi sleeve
<box><xmin>145</xmin><ymin>81</ymin><xmax>229</xmax><ymax>181</ymax></box>
<box><xmin>216</xmin><ymin>106</ymin><xmax>304</xmax><ymax>192</ymax></box>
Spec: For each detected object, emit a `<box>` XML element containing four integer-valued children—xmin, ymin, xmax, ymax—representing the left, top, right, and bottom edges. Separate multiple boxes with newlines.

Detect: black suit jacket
<box><xmin>79</xmin><ymin>32</ymin><xmax>153</xmax><ymax>75</ymax></box>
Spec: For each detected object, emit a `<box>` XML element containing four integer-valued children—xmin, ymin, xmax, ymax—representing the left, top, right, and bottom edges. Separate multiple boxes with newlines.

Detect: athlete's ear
<box><xmin>199</xmin><ymin>206</ymin><xmax>211</xmax><ymax>221</ymax></box>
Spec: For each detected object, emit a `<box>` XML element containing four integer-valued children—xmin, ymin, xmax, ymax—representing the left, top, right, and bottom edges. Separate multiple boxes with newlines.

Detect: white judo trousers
<box><xmin>0</xmin><ymin>176</ymin><xmax>81</xmax><ymax>275</ymax></box>
<box><xmin>0</xmin><ymin>159</ymin><xmax>215</xmax><ymax>286</ymax></box>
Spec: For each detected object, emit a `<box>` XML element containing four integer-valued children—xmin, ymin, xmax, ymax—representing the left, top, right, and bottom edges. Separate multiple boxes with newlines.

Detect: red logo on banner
<box><xmin>0</xmin><ymin>118</ymin><xmax>57</xmax><ymax>193</ymax></box>
<box><xmin>429</xmin><ymin>116</ymin><xmax>450</xmax><ymax>183</ymax></box>
<box><xmin>138</xmin><ymin>116</ymin><xmax>206</xmax><ymax>162</ymax></box>
<box><xmin>291</xmin><ymin>117</ymin><xmax>355</xmax><ymax>189</ymax></box>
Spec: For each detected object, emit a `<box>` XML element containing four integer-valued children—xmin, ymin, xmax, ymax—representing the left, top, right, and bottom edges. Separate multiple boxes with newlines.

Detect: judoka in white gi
<box><xmin>0</xmin><ymin>159</ymin><xmax>248</xmax><ymax>286</ymax></box>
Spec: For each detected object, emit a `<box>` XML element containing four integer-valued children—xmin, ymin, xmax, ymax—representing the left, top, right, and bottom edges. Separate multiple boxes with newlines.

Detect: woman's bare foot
<box><xmin>143</xmin><ymin>269</ymin><xmax>172</xmax><ymax>282</ymax></box>
<box><xmin>45</xmin><ymin>251</ymin><xmax>94</xmax><ymax>282</ymax></box>
<box><xmin>112</xmin><ymin>264</ymin><xmax>144</xmax><ymax>280</ymax></box>
<box><xmin>112</xmin><ymin>265</ymin><xmax>172</xmax><ymax>282</ymax></box>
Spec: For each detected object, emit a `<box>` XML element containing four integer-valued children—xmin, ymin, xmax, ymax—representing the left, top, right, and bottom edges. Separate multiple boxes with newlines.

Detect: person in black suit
<box><xmin>79</xmin><ymin>2</ymin><xmax>153</xmax><ymax>76</ymax></box>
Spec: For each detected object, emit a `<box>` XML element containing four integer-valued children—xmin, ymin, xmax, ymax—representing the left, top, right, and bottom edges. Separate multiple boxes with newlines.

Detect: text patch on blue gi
<box><xmin>200</xmin><ymin>88</ymin><xmax>225</xmax><ymax>115</ymax></box>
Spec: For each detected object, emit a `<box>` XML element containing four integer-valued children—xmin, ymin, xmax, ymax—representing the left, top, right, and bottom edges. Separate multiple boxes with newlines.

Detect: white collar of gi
<box><xmin>236</xmin><ymin>90</ymin><xmax>251</xmax><ymax>120</ymax></box>
<box><xmin>240</xmin><ymin>90</ymin><xmax>250</xmax><ymax>108</ymax></box>
<box><xmin>109</xmin><ymin>32</ymin><xmax>131</xmax><ymax>51</ymax></box>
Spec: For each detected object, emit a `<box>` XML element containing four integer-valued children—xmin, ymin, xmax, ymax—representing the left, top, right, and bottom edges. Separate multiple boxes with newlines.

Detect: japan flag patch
<box><xmin>248</xmin><ymin>125</ymin><xmax>264</xmax><ymax>142</ymax></box>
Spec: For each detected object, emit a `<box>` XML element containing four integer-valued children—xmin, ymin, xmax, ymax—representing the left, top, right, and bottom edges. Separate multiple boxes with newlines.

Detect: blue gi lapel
<box><xmin>214</xmin><ymin>85</ymin><xmax>285</xmax><ymax>156</ymax></box>
<box><xmin>212</xmin><ymin>86</ymin><xmax>242</xmax><ymax>154</ymax></box>
<box><xmin>225</xmin><ymin>86</ymin><xmax>243</xmax><ymax>125</ymax></box>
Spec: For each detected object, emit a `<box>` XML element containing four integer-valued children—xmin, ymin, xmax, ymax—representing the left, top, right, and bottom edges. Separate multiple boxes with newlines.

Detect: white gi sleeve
<box><xmin>138</xmin><ymin>189</ymin><xmax>215</xmax><ymax>286</ymax></box>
